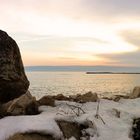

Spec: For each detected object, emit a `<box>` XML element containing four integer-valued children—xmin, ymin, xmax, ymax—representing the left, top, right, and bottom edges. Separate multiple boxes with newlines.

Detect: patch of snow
<box><xmin>1</xmin><ymin>98</ymin><xmax>140</xmax><ymax>139</ymax></box>
<box><xmin>0</xmin><ymin>113</ymin><xmax>62</xmax><ymax>140</ymax></box>
<box><xmin>68</xmin><ymin>136</ymin><xmax>77</xmax><ymax>140</ymax></box>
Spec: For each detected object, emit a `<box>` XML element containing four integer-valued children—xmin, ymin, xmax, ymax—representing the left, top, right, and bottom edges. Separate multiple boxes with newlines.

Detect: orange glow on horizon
<box><xmin>2</xmin><ymin>1</ymin><xmax>140</xmax><ymax>66</ymax></box>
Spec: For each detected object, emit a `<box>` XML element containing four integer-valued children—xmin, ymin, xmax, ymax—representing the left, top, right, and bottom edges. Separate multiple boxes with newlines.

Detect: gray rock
<box><xmin>129</xmin><ymin>86</ymin><xmax>140</xmax><ymax>99</ymax></box>
<box><xmin>38</xmin><ymin>95</ymin><xmax>55</xmax><ymax>107</ymax></box>
<box><xmin>57</xmin><ymin>121</ymin><xmax>84</xmax><ymax>140</ymax></box>
<box><xmin>54</xmin><ymin>94</ymin><xmax>69</xmax><ymax>100</ymax></box>
<box><xmin>1</xmin><ymin>91</ymin><xmax>39</xmax><ymax>116</ymax></box>
<box><xmin>0</xmin><ymin>30</ymin><xmax>29</xmax><ymax>103</ymax></box>
<box><xmin>75</xmin><ymin>92</ymin><xmax>98</xmax><ymax>103</ymax></box>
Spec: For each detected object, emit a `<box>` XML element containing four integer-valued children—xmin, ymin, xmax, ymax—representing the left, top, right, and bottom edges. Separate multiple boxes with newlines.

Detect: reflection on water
<box><xmin>26</xmin><ymin>72</ymin><xmax>140</xmax><ymax>99</ymax></box>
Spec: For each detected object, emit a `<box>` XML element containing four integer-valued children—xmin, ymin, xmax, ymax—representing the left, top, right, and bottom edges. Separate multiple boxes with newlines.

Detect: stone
<box><xmin>75</xmin><ymin>92</ymin><xmax>98</xmax><ymax>103</ymax></box>
<box><xmin>57</xmin><ymin>121</ymin><xmax>82</xmax><ymax>140</ymax></box>
<box><xmin>38</xmin><ymin>96</ymin><xmax>55</xmax><ymax>107</ymax></box>
<box><xmin>37</xmin><ymin>92</ymin><xmax>98</xmax><ymax>107</ymax></box>
<box><xmin>54</xmin><ymin>94</ymin><xmax>69</xmax><ymax>100</ymax></box>
<box><xmin>129</xmin><ymin>86</ymin><xmax>140</xmax><ymax>99</ymax></box>
<box><xmin>102</xmin><ymin>95</ymin><xmax>129</xmax><ymax>102</ymax></box>
<box><xmin>7</xmin><ymin>120</ymin><xmax>94</xmax><ymax>140</ymax></box>
<box><xmin>112</xmin><ymin>95</ymin><xmax>129</xmax><ymax>102</ymax></box>
<box><xmin>69</xmin><ymin>95</ymin><xmax>78</xmax><ymax>101</ymax></box>
<box><xmin>132</xmin><ymin>118</ymin><xmax>140</xmax><ymax>140</ymax></box>
<box><xmin>0</xmin><ymin>30</ymin><xmax>29</xmax><ymax>103</ymax></box>
<box><xmin>8</xmin><ymin>133</ymin><xmax>55</xmax><ymax>140</ymax></box>
<box><xmin>56</xmin><ymin>120</ymin><xmax>93</xmax><ymax>139</ymax></box>
<box><xmin>1</xmin><ymin>91</ymin><xmax>39</xmax><ymax>116</ymax></box>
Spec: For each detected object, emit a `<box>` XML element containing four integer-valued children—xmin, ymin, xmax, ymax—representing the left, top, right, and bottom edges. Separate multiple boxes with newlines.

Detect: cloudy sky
<box><xmin>1</xmin><ymin>0</ymin><xmax>140</xmax><ymax>66</ymax></box>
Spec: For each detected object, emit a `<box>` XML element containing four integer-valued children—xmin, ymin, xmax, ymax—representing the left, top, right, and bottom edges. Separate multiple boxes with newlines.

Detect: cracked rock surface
<box><xmin>0</xmin><ymin>30</ymin><xmax>29</xmax><ymax>103</ymax></box>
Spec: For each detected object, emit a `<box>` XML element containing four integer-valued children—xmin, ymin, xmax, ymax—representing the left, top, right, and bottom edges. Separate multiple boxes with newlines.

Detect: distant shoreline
<box><xmin>86</xmin><ymin>72</ymin><xmax>140</xmax><ymax>74</ymax></box>
<box><xmin>25</xmin><ymin>66</ymin><xmax>140</xmax><ymax>72</ymax></box>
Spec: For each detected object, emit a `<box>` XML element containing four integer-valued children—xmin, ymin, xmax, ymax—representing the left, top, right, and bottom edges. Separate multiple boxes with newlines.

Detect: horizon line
<box><xmin>25</xmin><ymin>65</ymin><xmax>140</xmax><ymax>68</ymax></box>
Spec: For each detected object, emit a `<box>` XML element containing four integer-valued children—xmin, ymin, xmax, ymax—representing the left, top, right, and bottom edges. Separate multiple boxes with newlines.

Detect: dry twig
<box><xmin>66</xmin><ymin>103</ymin><xmax>85</xmax><ymax>116</ymax></box>
<box><xmin>95</xmin><ymin>99</ymin><xmax>106</xmax><ymax>125</ymax></box>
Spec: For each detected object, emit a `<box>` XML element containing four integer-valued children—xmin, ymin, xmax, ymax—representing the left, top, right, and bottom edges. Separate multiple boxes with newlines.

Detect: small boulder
<box><xmin>38</xmin><ymin>96</ymin><xmax>55</xmax><ymax>107</ymax></box>
<box><xmin>75</xmin><ymin>92</ymin><xmax>98</xmax><ymax>103</ymax></box>
<box><xmin>1</xmin><ymin>91</ymin><xmax>39</xmax><ymax>116</ymax></box>
<box><xmin>129</xmin><ymin>86</ymin><xmax>140</xmax><ymax>99</ymax></box>
<box><xmin>57</xmin><ymin>121</ymin><xmax>82</xmax><ymax>140</ymax></box>
<box><xmin>0</xmin><ymin>30</ymin><xmax>29</xmax><ymax>103</ymax></box>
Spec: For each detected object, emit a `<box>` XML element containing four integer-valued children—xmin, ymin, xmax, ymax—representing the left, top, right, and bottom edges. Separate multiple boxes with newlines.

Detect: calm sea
<box><xmin>26</xmin><ymin>72</ymin><xmax>140</xmax><ymax>99</ymax></box>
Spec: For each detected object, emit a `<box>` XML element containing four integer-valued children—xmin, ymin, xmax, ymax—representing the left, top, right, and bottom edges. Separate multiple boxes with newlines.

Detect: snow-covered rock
<box><xmin>1</xmin><ymin>98</ymin><xmax>140</xmax><ymax>140</ymax></box>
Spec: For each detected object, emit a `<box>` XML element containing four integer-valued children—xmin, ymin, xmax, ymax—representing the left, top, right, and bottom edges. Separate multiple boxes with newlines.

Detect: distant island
<box><xmin>86</xmin><ymin>72</ymin><xmax>140</xmax><ymax>74</ymax></box>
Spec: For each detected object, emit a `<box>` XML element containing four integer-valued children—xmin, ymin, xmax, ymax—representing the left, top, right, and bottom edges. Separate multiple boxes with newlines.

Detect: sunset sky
<box><xmin>1</xmin><ymin>0</ymin><xmax>140</xmax><ymax>66</ymax></box>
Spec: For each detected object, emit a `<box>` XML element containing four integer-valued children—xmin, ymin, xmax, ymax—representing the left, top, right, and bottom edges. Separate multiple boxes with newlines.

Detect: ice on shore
<box><xmin>1</xmin><ymin>98</ymin><xmax>140</xmax><ymax>140</ymax></box>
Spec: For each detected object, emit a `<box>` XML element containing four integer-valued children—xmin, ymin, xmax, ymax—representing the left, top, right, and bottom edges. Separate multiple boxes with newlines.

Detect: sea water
<box><xmin>27</xmin><ymin>72</ymin><xmax>140</xmax><ymax>99</ymax></box>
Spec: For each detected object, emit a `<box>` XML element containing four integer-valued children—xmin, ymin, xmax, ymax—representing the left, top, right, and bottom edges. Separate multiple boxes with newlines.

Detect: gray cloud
<box><xmin>83</xmin><ymin>0</ymin><xmax>140</xmax><ymax>17</ymax></box>
<box><xmin>1</xmin><ymin>0</ymin><xmax>140</xmax><ymax>23</ymax></box>
<box><xmin>96</xmin><ymin>51</ymin><xmax>140</xmax><ymax>66</ymax></box>
<box><xmin>1</xmin><ymin>0</ymin><xmax>140</xmax><ymax>66</ymax></box>
<box><xmin>121</xmin><ymin>30</ymin><xmax>140</xmax><ymax>47</ymax></box>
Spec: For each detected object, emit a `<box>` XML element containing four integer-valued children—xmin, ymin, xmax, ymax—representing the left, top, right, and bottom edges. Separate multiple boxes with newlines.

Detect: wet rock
<box><xmin>129</xmin><ymin>86</ymin><xmax>140</xmax><ymax>99</ymax></box>
<box><xmin>8</xmin><ymin>133</ymin><xmax>55</xmax><ymax>140</ymax></box>
<box><xmin>1</xmin><ymin>91</ymin><xmax>39</xmax><ymax>116</ymax></box>
<box><xmin>0</xmin><ymin>30</ymin><xmax>29</xmax><ymax>103</ymax></box>
<box><xmin>38</xmin><ymin>96</ymin><xmax>55</xmax><ymax>107</ymax></box>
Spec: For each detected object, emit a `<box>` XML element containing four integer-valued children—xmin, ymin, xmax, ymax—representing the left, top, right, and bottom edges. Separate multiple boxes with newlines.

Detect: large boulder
<box><xmin>129</xmin><ymin>86</ymin><xmax>140</xmax><ymax>99</ymax></box>
<box><xmin>1</xmin><ymin>91</ymin><xmax>39</xmax><ymax>116</ymax></box>
<box><xmin>0</xmin><ymin>30</ymin><xmax>29</xmax><ymax>103</ymax></box>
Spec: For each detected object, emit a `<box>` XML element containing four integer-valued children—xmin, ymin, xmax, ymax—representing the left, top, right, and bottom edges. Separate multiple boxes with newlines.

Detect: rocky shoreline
<box><xmin>0</xmin><ymin>85</ymin><xmax>140</xmax><ymax>140</ymax></box>
<box><xmin>3</xmin><ymin>89</ymin><xmax>140</xmax><ymax>140</ymax></box>
<box><xmin>0</xmin><ymin>30</ymin><xmax>140</xmax><ymax>140</ymax></box>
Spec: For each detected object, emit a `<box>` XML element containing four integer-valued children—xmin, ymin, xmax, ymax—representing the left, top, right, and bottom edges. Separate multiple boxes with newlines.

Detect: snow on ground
<box><xmin>0</xmin><ymin>112</ymin><xmax>63</xmax><ymax>140</ymax></box>
<box><xmin>1</xmin><ymin>98</ymin><xmax>140</xmax><ymax>140</ymax></box>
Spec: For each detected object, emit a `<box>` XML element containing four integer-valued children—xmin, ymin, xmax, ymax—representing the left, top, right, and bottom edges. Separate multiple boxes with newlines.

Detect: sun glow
<box><xmin>2</xmin><ymin>0</ymin><xmax>140</xmax><ymax>66</ymax></box>
<box><xmin>74</xmin><ymin>40</ymin><xmax>138</xmax><ymax>54</ymax></box>
<box><xmin>19</xmin><ymin>15</ymin><xmax>139</xmax><ymax>66</ymax></box>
